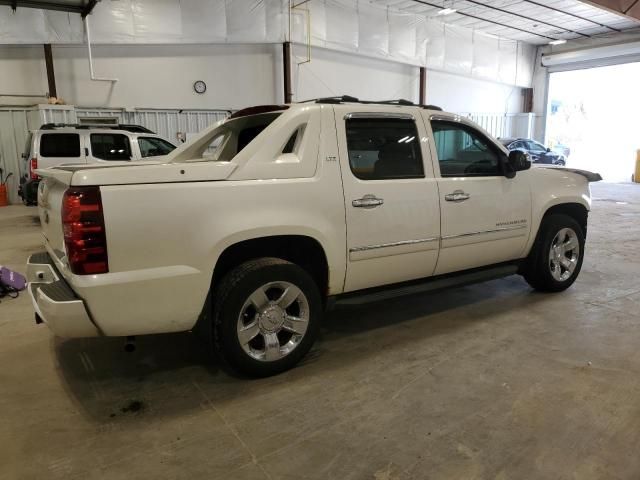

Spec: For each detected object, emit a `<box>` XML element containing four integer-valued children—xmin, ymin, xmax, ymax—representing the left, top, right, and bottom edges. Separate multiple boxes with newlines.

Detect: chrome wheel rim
<box><xmin>237</xmin><ymin>281</ymin><xmax>310</xmax><ymax>362</ymax></box>
<box><xmin>548</xmin><ymin>227</ymin><xmax>580</xmax><ymax>282</ymax></box>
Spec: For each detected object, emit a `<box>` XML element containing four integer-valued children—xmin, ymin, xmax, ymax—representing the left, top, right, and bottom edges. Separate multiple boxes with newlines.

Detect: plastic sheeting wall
<box><xmin>0</xmin><ymin>0</ymin><xmax>535</xmax><ymax>88</ymax></box>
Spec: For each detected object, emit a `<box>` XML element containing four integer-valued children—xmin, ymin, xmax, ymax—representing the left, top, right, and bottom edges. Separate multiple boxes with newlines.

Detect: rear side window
<box><xmin>138</xmin><ymin>137</ymin><xmax>176</xmax><ymax>158</ymax></box>
<box><xmin>40</xmin><ymin>133</ymin><xmax>80</xmax><ymax>157</ymax></box>
<box><xmin>345</xmin><ymin>117</ymin><xmax>424</xmax><ymax>180</ymax></box>
<box><xmin>91</xmin><ymin>134</ymin><xmax>131</xmax><ymax>161</ymax></box>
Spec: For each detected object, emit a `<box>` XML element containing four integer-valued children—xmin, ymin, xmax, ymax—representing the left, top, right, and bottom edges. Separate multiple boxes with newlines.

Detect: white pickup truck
<box><xmin>27</xmin><ymin>98</ymin><xmax>601</xmax><ymax>376</ymax></box>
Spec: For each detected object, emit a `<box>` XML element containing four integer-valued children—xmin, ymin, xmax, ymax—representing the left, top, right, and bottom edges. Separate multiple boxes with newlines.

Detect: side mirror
<box><xmin>546</xmin><ymin>147</ymin><xmax>551</xmax><ymax>152</ymax></box>
<box><xmin>505</xmin><ymin>150</ymin><xmax>531</xmax><ymax>178</ymax></box>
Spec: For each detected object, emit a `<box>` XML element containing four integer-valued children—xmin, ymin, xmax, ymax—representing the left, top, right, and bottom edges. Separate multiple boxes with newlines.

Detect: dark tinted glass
<box><xmin>40</xmin><ymin>133</ymin><xmax>80</xmax><ymax>157</ymax></box>
<box><xmin>431</xmin><ymin>121</ymin><xmax>502</xmax><ymax>177</ymax></box>
<box><xmin>138</xmin><ymin>137</ymin><xmax>176</xmax><ymax>157</ymax></box>
<box><xmin>345</xmin><ymin>118</ymin><xmax>424</xmax><ymax>180</ymax></box>
<box><xmin>91</xmin><ymin>134</ymin><xmax>131</xmax><ymax>161</ymax></box>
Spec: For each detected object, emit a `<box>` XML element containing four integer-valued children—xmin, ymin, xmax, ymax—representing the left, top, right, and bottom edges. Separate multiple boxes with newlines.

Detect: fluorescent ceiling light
<box><xmin>437</xmin><ymin>8</ymin><xmax>457</xmax><ymax>15</ymax></box>
<box><xmin>549</xmin><ymin>39</ymin><xmax>567</xmax><ymax>45</ymax></box>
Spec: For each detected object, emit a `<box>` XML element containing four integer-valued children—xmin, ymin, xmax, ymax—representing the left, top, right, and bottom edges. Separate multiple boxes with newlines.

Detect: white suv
<box><xmin>18</xmin><ymin>123</ymin><xmax>176</xmax><ymax>205</ymax></box>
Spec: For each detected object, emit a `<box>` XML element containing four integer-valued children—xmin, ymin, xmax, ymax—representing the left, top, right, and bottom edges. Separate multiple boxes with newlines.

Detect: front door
<box><xmin>427</xmin><ymin>116</ymin><xmax>532</xmax><ymax>275</ymax></box>
<box><xmin>335</xmin><ymin>107</ymin><xmax>441</xmax><ymax>292</ymax></box>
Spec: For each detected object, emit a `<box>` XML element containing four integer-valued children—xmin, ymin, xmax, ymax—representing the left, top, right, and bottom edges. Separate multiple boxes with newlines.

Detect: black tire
<box><xmin>212</xmin><ymin>258</ymin><xmax>322</xmax><ymax>377</ymax></box>
<box><xmin>523</xmin><ymin>214</ymin><xmax>585</xmax><ymax>292</ymax></box>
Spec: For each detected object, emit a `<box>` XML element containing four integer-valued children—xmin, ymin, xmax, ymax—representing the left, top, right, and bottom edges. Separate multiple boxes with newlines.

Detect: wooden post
<box><xmin>419</xmin><ymin>66</ymin><xmax>426</xmax><ymax>105</ymax></box>
<box><xmin>283</xmin><ymin>42</ymin><xmax>292</xmax><ymax>103</ymax></box>
<box><xmin>44</xmin><ymin>44</ymin><xmax>57</xmax><ymax>99</ymax></box>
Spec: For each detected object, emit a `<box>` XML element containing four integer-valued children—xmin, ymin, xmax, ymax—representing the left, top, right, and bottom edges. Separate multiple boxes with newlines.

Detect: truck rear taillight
<box><xmin>30</xmin><ymin>158</ymin><xmax>38</xmax><ymax>180</ymax></box>
<box><xmin>62</xmin><ymin>187</ymin><xmax>109</xmax><ymax>275</ymax></box>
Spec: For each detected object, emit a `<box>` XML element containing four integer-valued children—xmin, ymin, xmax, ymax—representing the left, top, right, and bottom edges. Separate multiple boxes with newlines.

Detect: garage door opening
<box><xmin>546</xmin><ymin>62</ymin><xmax>640</xmax><ymax>182</ymax></box>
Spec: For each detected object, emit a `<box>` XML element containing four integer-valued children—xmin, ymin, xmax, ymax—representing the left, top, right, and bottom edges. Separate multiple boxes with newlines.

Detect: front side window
<box><xmin>138</xmin><ymin>137</ymin><xmax>176</xmax><ymax>158</ymax></box>
<box><xmin>91</xmin><ymin>134</ymin><xmax>131</xmax><ymax>161</ymax></box>
<box><xmin>345</xmin><ymin>117</ymin><xmax>424</xmax><ymax>180</ymax></box>
<box><xmin>39</xmin><ymin>133</ymin><xmax>80</xmax><ymax>157</ymax></box>
<box><xmin>526</xmin><ymin>140</ymin><xmax>546</xmax><ymax>153</ymax></box>
<box><xmin>431</xmin><ymin>121</ymin><xmax>502</xmax><ymax>177</ymax></box>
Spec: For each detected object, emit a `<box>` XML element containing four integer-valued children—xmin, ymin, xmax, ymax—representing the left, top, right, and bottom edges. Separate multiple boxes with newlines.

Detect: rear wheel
<box><xmin>523</xmin><ymin>214</ymin><xmax>585</xmax><ymax>292</ymax></box>
<box><xmin>212</xmin><ymin>258</ymin><xmax>322</xmax><ymax>377</ymax></box>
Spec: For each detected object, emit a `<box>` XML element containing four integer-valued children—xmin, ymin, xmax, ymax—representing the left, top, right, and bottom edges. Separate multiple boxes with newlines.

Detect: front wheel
<box><xmin>523</xmin><ymin>214</ymin><xmax>585</xmax><ymax>292</ymax></box>
<box><xmin>212</xmin><ymin>258</ymin><xmax>322</xmax><ymax>377</ymax></box>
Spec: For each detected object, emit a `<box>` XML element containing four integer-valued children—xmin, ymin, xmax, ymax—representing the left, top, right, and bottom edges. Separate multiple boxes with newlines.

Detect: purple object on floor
<box><xmin>0</xmin><ymin>266</ymin><xmax>27</xmax><ymax>291</ymax></box>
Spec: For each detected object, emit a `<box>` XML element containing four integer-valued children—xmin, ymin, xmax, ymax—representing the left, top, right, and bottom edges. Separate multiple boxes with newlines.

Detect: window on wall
<box><xmin>345</xmin><ymin>117</ymin><xmax>424</xmax><ymax>180</ymax></box>
<box><xmin>40</xmin><ymin>134</ymin><xmax>80</xmax><ymax>158</ymax></box>
<box><xmin>431</xmin><ymin>121</ymin><xmax>503</xmax><ymax>177</ymax></box>
<box><xmin>90</xmin><ymin>134</ymin><xmax>132</xmax><ymax>161</ymax></box>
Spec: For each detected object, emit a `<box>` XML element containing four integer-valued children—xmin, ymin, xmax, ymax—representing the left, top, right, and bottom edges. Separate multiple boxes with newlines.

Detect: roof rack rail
<box><xmin>300</xmin><ymin>96</ymin><xmax>442</xmax><ymax>111</ymax></box>
<box><xmin>38</xmin><ymin>123</ymin><xmax>155</xmax><ymax>134</ymax></box>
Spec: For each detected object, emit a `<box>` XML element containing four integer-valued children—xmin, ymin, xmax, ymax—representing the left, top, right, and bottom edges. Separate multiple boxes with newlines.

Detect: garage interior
<box><xmin>2</xmin><ymin>0</ymin><xmax>640</xmax><ymax>478</ymax></box>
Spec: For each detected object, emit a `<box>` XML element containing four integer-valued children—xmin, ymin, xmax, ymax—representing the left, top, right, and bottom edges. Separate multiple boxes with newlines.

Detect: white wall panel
<box><xmin>444</xmin><ymin>25</ymin><xmax>473</xmax><ymax>76</ymax></box>
<box><xmin>89</xmin><ymin>0</ymin><xmax>135</xmax><ymax>43</ymax></box>
<box><xmin>132</xmin><ymin>0</ymin><xmax>182</xmax><ymax>41</ymax></box>
<box><xmin>0</xmin><ymin>2</ymin><xmax>535</xmax><ymax>87</ymax></box>
<box><xmin>180</xmin><ymin>0</ymin><xmax>226</xmax><ymax>42</ymax></box>
<box><xmin>516</xmin><ymin>42</ymin><xmax>537</xmax><ymax>87</ymax></box>
<box><xmin>225</xmin><ymin>0</ymin><xmax>267</xmax><ymax>43</ymax></box>
<box><xmin>388</xmin><ymin>11</ymin><xmax>418</xmax><ymax>62</ymax></box>
<box><xmin>358</xmin><ymin>6</ymin><xmax>389</xmax><ymax>57</ymax></box>
<box><xmin>324</xmin><ymin>0</ymin><xmax>359</xmax><ymax>51</ymax></box>
<box><xmin>292</xmin><ymin>45</ymin><xmax>418</xmax><ymax>103</ymax></box>
<box><xmin>472</xmin><ymin>32</ymin><xmax>499</xmax><ymax>81</ymax></box>
<box><xmin>425</xmin><ymin>20</ymin><xmax>445</xmax><ymax>70</ymax></box>
<box><xmin>498</xmin><ymin>39</ymin><xmax>518</xmax><ymax>85</ymax></box>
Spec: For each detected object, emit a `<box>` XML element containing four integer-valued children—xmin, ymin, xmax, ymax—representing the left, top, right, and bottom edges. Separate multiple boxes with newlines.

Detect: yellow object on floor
<box><xmin>635</xmin><ymin>150</ymin><xmax>640</xmax><ymax>183</ymax></box>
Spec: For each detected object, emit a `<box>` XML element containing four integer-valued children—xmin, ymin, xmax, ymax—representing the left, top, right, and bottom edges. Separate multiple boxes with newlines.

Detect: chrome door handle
<box><xmin>445</xmin><ymin>190</ymin><xmax>470</xmax><ymax>202</ymax></box>
<box><xmin>352</xmin><ymin>194</ymin><xmax>384</xmax><ymax>209</ymax></box>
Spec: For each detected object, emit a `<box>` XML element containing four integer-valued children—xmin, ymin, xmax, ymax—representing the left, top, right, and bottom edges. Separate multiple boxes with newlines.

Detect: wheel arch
<box><xmin>211</xmin><ymin>234</ymin><xmax>331</xmax><ymax>300</ymax></box>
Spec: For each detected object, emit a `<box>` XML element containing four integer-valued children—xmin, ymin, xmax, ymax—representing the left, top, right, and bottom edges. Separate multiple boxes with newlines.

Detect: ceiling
<box><xmin>0</xmin><ymin>0</ymin><xmax>97</xmax><ymax>16</ymax></box>
<box><xmin>369</xmin><ymin>0</ymin><xmax>640</xmax><ymax>44</ymax></box>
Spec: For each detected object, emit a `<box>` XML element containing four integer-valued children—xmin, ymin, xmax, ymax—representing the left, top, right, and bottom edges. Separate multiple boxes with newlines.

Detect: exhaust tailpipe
<box><xmin>124</xmin><ymin>336</ymin><xmax>136</xmax><ymax>353</ymax></box>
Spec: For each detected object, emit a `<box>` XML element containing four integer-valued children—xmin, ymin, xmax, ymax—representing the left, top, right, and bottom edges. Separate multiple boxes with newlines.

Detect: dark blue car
<box><xmin>499</xmin><ymin>138</ymin><xmax>566</xmax><ymax>166</ymax></box>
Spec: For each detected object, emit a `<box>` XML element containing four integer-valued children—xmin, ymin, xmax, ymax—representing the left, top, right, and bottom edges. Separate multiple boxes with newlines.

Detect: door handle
<box><xmin>445</xmin><ymin>190</ymin><xmax>470</xmax><ymax>202</ymax></box>
<box><xmin>352</xmin><ymin>194</ymin><xmax>384</xmax><ymax>209</ymax></box>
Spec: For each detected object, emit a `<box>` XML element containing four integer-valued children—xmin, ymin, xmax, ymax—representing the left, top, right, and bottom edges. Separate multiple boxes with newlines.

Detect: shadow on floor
<box><xmin>52</xmin><ymin>275</ymin><xmax>545</xmax><ymax>423</ymax></box>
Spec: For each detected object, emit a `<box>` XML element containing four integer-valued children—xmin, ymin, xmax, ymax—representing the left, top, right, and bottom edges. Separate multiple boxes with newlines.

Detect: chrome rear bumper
<box><xmin>27</xmin><ymin>252</ymin><xmax>100</xmax><ymax>337</ymax></box>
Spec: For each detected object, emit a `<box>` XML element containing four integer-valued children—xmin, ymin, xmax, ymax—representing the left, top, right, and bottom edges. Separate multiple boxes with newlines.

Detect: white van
<box><xmin>19</xmin><ymin>123</ymin><xmax>177</xmax><ymax>204</ymax></box>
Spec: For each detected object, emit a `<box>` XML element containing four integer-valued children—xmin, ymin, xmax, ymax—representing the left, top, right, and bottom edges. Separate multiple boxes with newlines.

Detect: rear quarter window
<box><xmin>39</xmin><ymin>133</ymin><xmax>80</xmax><ymax>157</ymax></box>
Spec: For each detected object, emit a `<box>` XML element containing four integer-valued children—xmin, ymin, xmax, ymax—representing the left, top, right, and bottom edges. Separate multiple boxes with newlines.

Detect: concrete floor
<box><xmin>1</xmin><ymin>182</ymin><xmax>640</xmax><ymax>479</ymax></box>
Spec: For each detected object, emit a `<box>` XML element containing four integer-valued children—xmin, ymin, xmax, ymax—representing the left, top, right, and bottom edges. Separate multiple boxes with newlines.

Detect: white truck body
<box><xmin>27</xmin><ymin>102</ymin><xmax>597</xmax><ymax>346</ymax></box>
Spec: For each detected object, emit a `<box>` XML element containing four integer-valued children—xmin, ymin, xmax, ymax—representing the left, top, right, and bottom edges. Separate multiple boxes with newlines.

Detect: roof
<box><xmin>0</xmin><ymin>0</ymin><xmax>98</xmax><ymax>17</ymax></box>
<box><xmin>369</xmin><ymin>0</ymin><xmax>640</xmax><ymax>45</ymax></box>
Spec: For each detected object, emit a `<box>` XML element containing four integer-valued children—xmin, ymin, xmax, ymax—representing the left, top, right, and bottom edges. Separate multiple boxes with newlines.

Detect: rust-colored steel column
<box><xmin>44</xmin><ymin>44</ymin><xmax>57</xmax><ymax>98</ymax></box>
<box><xmin>419</xmin><ymin>66</ymin><xmax>426</xmax><ymax>105</ymax></box>
<box><xmin>522</xmin><ymin>87</ymin><xmax>534</xmax><ymax>113</ymax></box>
<box><xmin>283</xmin><ymin>42</ymin><xmax>292</xmax><ymax>104</ymax></box>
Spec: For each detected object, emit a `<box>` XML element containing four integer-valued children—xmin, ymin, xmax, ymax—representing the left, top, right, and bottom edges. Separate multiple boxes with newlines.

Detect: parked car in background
<box><xmin>499</xmin><ymin>138</ymin><xmax>566</xmax><ymax>166</ymax></box>
<box><xmin>18</xmin><ymin>123</ymin><xmax>176</xmax><ymax>205</ymax></box>
<box><xmin>551</xmin><ymin>143</ymin><xmax>571</xmax><ymax>159</ymax></box>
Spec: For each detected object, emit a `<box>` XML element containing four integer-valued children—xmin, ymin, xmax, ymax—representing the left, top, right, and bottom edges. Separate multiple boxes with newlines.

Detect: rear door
<box><xmin>37</xmin><ymin>132</ymin><xmax>84</xmax><ymax>169</ymax></box>
<box><xmin>87</xmin><ymin>132</ymin><xmax>133</xmax><ymax>163</ymax></box>
<box><xmin>335</xmin><ymin>107</ymin><xmax>441</xmax><ymax>292</ymax></box>
<box><xmin>427</xmin><ymin>116</ymin><xmax>531</xmax><ymax>275</ymax></box>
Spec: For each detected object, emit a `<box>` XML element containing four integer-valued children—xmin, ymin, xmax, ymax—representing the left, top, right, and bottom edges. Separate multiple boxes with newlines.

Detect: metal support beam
<box><xmin>81</xmin><ymin>0</ymin><xmax>98</xmax><ymax>18</ymax></box>
<box><xmin>43</xmin><ymin>44</ymin><xmax>56</xmax><ymax>99</ymax></box>
<box><xmin>283</xmin><ymin>42</ymin><xmax>292</xmax><ymax>104</ymax></box>
<box><xmin>419</xmin><ymin>67</ymin><xmax>426</xmax><ymax>105</ymax></box>
<box><xmin>522</xmin><ymin>88</ymin><xmax>533</xmax><ymax>113</ymax></box>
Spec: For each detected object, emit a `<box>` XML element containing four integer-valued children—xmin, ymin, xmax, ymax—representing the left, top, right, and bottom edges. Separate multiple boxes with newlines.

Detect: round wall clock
<box><xmin>193</xmin><ymin>80</ymin><xmax>207</xmax><ymax>94</ymax></box>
